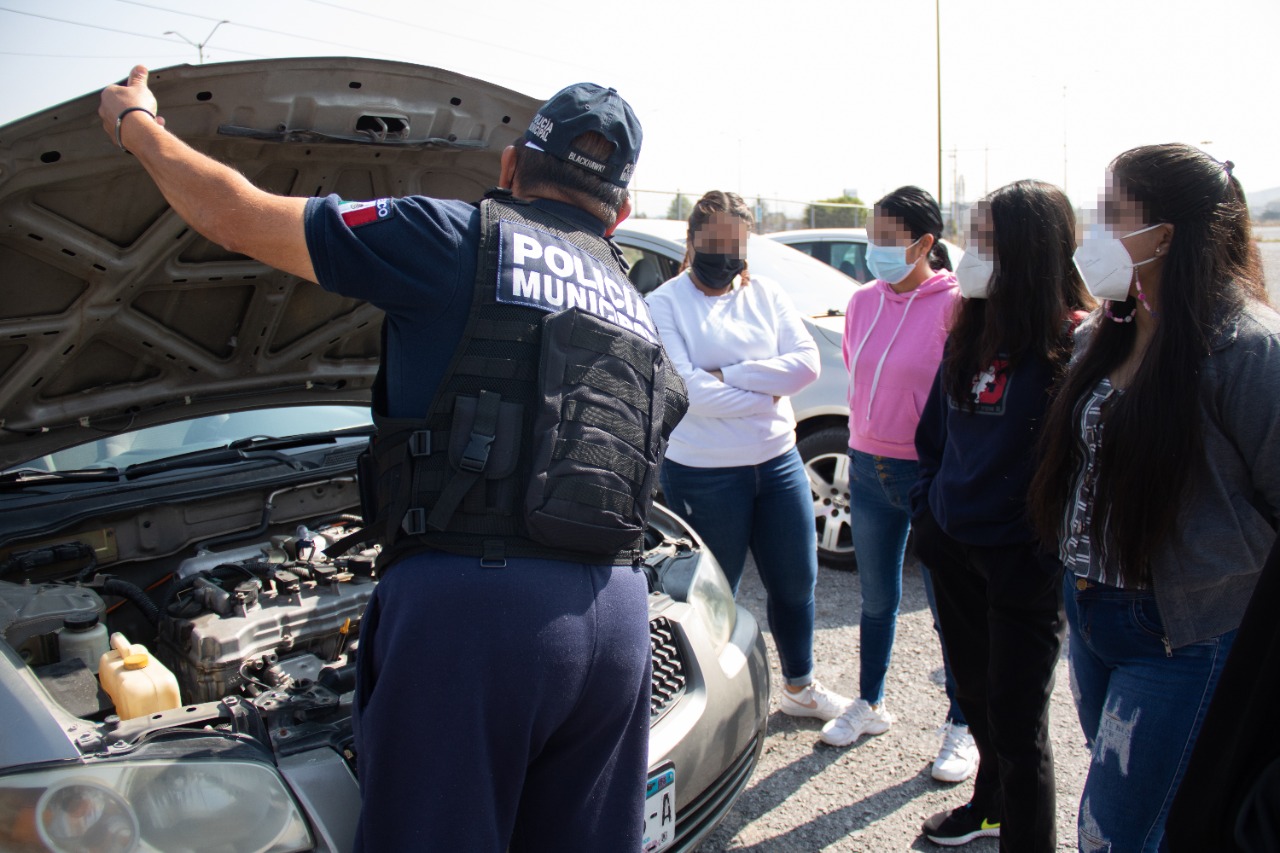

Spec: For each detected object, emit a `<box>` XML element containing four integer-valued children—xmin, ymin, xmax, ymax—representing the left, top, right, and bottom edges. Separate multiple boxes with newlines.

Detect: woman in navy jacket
<box><xmin>911</xmin><ymin>180</ymin><xmax>1090</xmax><ymax>851</ymax></box>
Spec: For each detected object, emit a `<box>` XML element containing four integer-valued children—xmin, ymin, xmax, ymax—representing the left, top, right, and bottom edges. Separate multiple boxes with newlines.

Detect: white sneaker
<box><xmin>932</xmin><ymin>722</ymin><xmax>978</xmax><ymax>783</ymax></box>
<box><xmin>819</xmin><ymin>698</ymin><xmax>894</xmax><ymax>746</ymax></box>
<box><xmin>778</xmin><ymin>680</ymin><xmax>853</xmax><ymax>722</ymax></box>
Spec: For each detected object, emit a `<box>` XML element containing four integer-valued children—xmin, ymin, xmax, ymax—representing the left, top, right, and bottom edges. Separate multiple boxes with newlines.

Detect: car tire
<box><xmin>797</xmin><ymin>425</ymin><xmax>856</xmax><ymax>571</ymax></box>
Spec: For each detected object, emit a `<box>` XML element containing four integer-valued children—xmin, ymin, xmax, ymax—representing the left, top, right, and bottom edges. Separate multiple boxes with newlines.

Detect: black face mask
<box><xmin>691</xmin><ymin>252</ymin><xmax>746</xmax><ymax>289</ymax></box>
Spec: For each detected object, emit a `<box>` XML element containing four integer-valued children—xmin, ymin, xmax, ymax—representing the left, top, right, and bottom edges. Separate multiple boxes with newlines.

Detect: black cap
<box><xmin>524</xmin><ymin>83</ymin><xmax>641</xmax><ymax>188</ymax></box>
<box><xmin>63</xmin><ymin>612</ymin><xmax>100</xmax><ymax>631</ymax></box>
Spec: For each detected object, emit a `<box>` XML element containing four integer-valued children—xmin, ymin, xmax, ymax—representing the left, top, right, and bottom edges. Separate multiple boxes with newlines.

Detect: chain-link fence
<box><xmin>628</xmin><ymin>189</ymin><xmax>874</xmax><ymax>234</ymax></box>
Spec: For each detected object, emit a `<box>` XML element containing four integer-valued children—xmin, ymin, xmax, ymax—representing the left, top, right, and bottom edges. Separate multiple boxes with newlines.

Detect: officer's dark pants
<box><xmin>352</xmin><ymin>550</ymin><xmax>651</xmax><ymax>852</ymax></box>
<box><xmin>913</xmin><ymin>504</ymin><xmax>1065</xmax><ymax>853</ymax></box>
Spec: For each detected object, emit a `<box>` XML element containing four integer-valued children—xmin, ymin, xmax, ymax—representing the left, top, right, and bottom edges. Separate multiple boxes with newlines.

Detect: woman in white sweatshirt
<box><xmin>647</xmin><ymin>190</ymin><xmax>852</xmax><ymax>722</ymax></box>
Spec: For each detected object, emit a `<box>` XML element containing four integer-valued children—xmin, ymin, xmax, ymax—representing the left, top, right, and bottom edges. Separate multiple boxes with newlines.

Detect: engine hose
<box><xmin>163</xmin><ymin>562</ymin><xmax>271</xmax><ymax>616</ymax></box>
<box><xmin>101</xmin><ymin>578</ymin><xmax>162</xmax><ymax>626</ymax></box>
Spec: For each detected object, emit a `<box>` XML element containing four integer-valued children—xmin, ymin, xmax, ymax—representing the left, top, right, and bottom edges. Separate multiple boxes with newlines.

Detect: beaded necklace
<box><xmin>1104</xmin><ymin>274</ymin><xmax>1158</xmax><ymax>324</ymax></box>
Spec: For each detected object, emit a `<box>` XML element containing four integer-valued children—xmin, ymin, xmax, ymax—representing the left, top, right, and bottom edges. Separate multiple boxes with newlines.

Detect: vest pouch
<box><xmin>447</xmin><ymin>393</ymin><xmax>522</xmax><ymax>481</ymax></box>
<box><xmin>525</xmin><ymin>308</ymin><xmax>664</xmax><ymax>554</ymax></box>
<box><xmin>416</xmin><ymin>390</ymin><xmax>524</xmax><ymax>531</ymax></box>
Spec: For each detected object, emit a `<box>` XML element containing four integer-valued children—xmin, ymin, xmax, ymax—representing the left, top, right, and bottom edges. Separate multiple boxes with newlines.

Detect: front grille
<box><xmin>671</xmin><ymin>732</ymin><xmax>763</xmax><ymax>852</ymax></box>
<box><xmin>650</xmin><ymin>617</ymin><xmax>686</xmax><ymax>721</ymax></box>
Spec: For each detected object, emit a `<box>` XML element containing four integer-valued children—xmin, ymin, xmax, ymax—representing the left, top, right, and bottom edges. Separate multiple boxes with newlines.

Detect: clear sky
<box><xmin>1</xmin><ymin>0</ymin><xmax>1276</xmax><ymax>219</ymax></box>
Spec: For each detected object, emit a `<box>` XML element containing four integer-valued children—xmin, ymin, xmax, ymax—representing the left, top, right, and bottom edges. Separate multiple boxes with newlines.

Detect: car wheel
<box><xmin>797</xmin><ymin>425</ymin><xmax>856</xmax><ymax>570</ymax></box>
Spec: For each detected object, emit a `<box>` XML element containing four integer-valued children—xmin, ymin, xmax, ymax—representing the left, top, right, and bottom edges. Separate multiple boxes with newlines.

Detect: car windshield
<box><xmin>6</xmin><ymin>405</ymin><xmax>373</xmax><ymax>474</ymax></box>
<box><xmin>743</xmin><ymin>236</ymin><xmax>856</xmax><ymax>316</ymax></box>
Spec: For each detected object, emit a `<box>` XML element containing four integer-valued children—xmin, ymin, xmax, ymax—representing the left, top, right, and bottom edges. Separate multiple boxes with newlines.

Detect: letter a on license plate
<box><xmin>643</xmin><ymin>764</ymin><xmax>676</xmax><ymax>852</ymax></box>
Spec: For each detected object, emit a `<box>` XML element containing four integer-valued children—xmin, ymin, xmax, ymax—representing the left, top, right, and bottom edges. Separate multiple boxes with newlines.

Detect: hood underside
<box><xmin>0</xmin><ymin>58</ymin><xmax>539</xmax><ymax>468</ymax></box>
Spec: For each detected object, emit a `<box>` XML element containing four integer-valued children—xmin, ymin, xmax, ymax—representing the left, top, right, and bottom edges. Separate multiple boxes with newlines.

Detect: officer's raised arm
<box><xmin>98</xmin><ymin>65</ymin><xmax>316</xmax><ymax>283</ymax></box>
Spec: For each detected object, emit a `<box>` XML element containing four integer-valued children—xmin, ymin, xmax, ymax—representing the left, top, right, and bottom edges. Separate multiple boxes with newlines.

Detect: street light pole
<box><xmin>936</xmin><ymin>0</ymin><xmax>943</xmax><ymax>208</ymax></box>
<box><xmin>165</xmin><ymin>20</ymin><xmax>230</xmax><ymax>65</ymax></box>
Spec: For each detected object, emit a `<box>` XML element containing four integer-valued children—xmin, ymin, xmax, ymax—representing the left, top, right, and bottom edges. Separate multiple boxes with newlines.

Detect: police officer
<box><xmin>99</xmin><ymin>66</ymin><xmax>666</xmax><ymax>852</ymax></box>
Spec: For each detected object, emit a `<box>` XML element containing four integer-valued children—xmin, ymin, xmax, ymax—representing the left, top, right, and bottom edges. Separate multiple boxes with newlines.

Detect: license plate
<box><xmin>643</xmin><ymin>764</ymin><xmax>676</xmax><ymax>852</ymax></box>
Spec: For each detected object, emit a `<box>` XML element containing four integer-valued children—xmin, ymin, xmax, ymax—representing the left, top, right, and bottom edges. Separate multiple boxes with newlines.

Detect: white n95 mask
<box><xmin>1073</xmin><ymin>223</ymin><xmax>1163</xmax><ymax>302</ymax></box>
<box><xmin>954</xmin><ymin>249</ymin><xmax>995</xmax><ymax>299</ymax></box>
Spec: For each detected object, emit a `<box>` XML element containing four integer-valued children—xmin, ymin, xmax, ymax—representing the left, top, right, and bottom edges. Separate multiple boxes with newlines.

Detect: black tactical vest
<box><xmin>359</xmin><ymin>195</ymin><xmax>687</xmax><ymax>569</ymax></box>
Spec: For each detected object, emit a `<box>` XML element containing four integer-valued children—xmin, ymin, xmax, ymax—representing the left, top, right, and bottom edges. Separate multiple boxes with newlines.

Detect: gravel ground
<box><xmin>697</xmin><ymin>554</ymin><xmax>1089</xmax><ymax>852</ymax></box>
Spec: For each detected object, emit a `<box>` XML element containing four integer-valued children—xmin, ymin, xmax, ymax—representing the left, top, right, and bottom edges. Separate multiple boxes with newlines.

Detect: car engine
<box><xmin>1</xmin><ymin>514</ymin><xmax>695</xmax><ymax>771</ymax></box>
<box><xmin>156</xmin><ymin>522</ymin><xmax>376</xmax><ymax>704</ymax></box>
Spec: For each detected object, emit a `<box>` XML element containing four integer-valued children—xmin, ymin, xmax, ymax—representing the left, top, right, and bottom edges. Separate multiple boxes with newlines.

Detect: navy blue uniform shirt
<box><xmin>303</xmin><ymin>193</ymin><xmax>607</xmax><ymax>418</ymax></box>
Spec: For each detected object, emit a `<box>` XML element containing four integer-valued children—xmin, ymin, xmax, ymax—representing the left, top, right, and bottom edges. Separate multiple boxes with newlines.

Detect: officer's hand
<box><xmin>99</xmin><ymin>65</ymin><xmax>166</xmax><ymax>144</ymax></box>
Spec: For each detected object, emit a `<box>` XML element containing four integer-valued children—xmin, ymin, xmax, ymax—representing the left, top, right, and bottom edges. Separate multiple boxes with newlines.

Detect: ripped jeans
<box><xmin>1064</xmin><ymin>576</ymin><xmax>1236</xmax><ymax>853</ymax></box>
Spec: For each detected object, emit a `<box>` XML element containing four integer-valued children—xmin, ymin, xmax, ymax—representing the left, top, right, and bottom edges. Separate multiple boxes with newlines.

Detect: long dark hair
<box><xmin>875</xmin><ymin>185</ymin><xmax>952</xmax><ymax>271</ymax></box>
<box><xmin>944</xmin><ymin>180</ymin><xmax>1091</xmax><ymax>409</ymax></box>
<box><xmin>1028</xmin><ymin>143</ymin><xmax>1265</xmax><ymax>585</ymax></box>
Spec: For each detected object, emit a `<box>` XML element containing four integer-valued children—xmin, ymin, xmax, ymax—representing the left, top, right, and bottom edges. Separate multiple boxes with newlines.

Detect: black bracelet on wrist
<box><xmin>115</xmin><ymin>106</ymin><xmax>156</xmax><ymax>154</ymax></box>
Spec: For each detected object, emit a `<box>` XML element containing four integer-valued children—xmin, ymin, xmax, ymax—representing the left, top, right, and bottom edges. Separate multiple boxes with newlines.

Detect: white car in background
<box><xmin>767</xmin><ymin>227</ymin><xmax>965</xmax><ymax>285</ymax></box>
<box><xmin>614</xmin><ymin>220</ymin><xmax>857</xmax><ymax>569</ymax></box>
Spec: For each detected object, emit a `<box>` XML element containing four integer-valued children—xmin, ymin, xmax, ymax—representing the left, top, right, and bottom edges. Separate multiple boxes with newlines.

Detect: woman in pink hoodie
<box><xmin>820</xmin><ymin>187</ymin><xmax>971</xmax><ymax>780</ymax></box>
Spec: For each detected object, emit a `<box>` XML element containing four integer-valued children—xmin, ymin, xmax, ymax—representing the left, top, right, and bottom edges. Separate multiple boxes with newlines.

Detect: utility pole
<box><xmin>935</xmin><ymin>0</ymin><xmax>943</xmax><ymax>206</ymax></box>
<box><xmin>1062</xmin><ymin>86</ymin><xmax>1069</xmax><ymax>195</ymax></box>
<box><xmin>951</xmin><ymin>145</ymin><xmax>959</xmax><ymax>239</ymax></box>
<box><xmin>947</xmin><ymin>146</ymin><xmax>958</xmax><ymax>238</ymax></box>
<box><xmin>165</xmin><ymin>20</ymin><xmax>229</xmax><ymax>64</ymax></box>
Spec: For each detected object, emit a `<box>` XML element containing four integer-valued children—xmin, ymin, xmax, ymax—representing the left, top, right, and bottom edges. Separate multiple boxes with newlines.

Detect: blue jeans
<box><xmin>1065</xmin><ymin>576</ymin><xmax>1237</xmax><ymax>853</ymax></box>
<box><xmin>661</xmin><ymin>448</ymin><xmax>816</xmax><ymax>685</ymax></box>
<box><xmin>848</xmin><ymin>449</ymin><xmax>963</xmax><ymax>722</ymax></box>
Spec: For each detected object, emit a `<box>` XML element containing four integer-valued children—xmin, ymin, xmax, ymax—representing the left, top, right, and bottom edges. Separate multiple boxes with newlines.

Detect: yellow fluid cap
<box><xmin>122</xmin><ymin>653</ymin><xmax>150</xmax><ymax>670</ymax></box>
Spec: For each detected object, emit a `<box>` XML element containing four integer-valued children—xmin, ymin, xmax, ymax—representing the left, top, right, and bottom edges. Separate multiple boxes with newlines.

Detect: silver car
<box><xmin>614</xmin><ymin>220</ymin><xmax>858</xmax><ymax>569</ymax></box>
<box><xmin>0</xmin><ymin>58</ymin><xmax>768</xmax><ymax>853</ymax></box>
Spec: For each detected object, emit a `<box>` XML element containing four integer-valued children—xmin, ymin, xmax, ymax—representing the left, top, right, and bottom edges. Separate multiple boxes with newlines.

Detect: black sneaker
<box><xmin>922</xmin><ymin>803</ymin><xmax>1000</xmax><ymax>846</ymax></box>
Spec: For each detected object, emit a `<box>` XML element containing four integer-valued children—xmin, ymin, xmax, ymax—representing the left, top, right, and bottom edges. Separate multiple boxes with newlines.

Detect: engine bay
<box><xmin>0</xmin><ymin>503</ymin><xmax>699</xmax><ymax>774</ymax></box>
<box><xmin>0</xmin><ymin>518</ymin><xmax>382</xmax><ymax>767</ymax></box>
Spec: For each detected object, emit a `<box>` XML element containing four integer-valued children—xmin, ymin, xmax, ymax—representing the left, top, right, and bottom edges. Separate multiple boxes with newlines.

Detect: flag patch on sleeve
<box><xmin>338</xmin><ymin>198</ymin><xmax>394</xmax><ymax>228</ymax></box>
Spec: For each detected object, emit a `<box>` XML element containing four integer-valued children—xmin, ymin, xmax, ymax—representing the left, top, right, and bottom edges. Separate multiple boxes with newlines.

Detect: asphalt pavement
<box><xmin>698</xmin><ymin>554</ymin><xmax>1088</xmax><ymax>852</ymax></box>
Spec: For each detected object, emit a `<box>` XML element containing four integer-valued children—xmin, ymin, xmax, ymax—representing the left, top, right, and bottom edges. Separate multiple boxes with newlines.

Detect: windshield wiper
<box><xmin>124</xmin><ymin>447</ymin><xmax>303</xmax><ymax>479</ymax></box>
<box><xmin>123</xmin><ymin>427</ymin><xmax>375</xmax><ymax>480</ymax></box>
<box><xmin>226</xmin><ymin>426</ymin><xmax>376</xmax><ymax>453</ymax></box>
<box><xmin>0</xmin><ymin>467</ymin><xmax>122</xmax><ymax>487</ymax></box>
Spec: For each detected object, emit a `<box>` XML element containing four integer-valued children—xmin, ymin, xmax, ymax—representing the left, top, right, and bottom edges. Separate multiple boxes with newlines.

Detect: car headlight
<box><xmin>0</xmin><ymin>759</ymin><xmax>313</xmax><ymax>853</ymax></box>
<box><xmin>685</xmin><ymin>552</ymin><xmax>737</xmax><ymax>650</ymax></box>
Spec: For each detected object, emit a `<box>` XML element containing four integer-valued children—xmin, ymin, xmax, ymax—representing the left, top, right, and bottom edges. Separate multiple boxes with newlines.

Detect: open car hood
<box><xmin>0</xmin><ymin>58</ymin><xmax>539</xmax><ymax>468</ymax></box>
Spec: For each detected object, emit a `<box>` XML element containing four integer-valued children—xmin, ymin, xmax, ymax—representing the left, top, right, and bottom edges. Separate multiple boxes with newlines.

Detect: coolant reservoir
<box><xmin>98</xmin><ymin>632</ymin><xmax>181</xmax><ymax>720</ymax></box>
<box><xmin>57</xmin><ymin>611</ymin><xmax>110</xmax><ymax>674</ymax></box>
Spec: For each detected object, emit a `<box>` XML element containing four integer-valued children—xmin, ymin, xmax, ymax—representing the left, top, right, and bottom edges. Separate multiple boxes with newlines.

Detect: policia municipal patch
<box><xmin>496</xmin><ymin>221</ymin><xmax>658</xmax><ymax>344</ymax></box>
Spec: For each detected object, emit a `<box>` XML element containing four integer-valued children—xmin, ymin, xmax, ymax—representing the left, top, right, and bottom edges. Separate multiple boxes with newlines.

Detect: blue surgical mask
<box><xmin>866</xmin><ymin>237</ymin><xmax>922</xmax><ymax>285</ymax></box>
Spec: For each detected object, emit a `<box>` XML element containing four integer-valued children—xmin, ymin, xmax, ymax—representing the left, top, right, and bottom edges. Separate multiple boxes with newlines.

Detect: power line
<box><xmin>113</xmin><ymin>0</ymin><xmax>404</xmax><ymax>57</ymax></box>
<box><xmin>0</xmin><ymin>6</ymin><xmax>177</xmax><ymax>43</ymax></box>
<box><xmin>300</xmin><ymin>0</ymin><xmax>592</xmax><ymax>72</ymax></box>
<box><xmin>0</xmin><ymin>6</ymin><xmax>264</xmax><ymax>57</ymax></box>
<box><xmin>0</xmin><ymin>51</ymin><xmax>192</xmax><ymax>59</ymax></box>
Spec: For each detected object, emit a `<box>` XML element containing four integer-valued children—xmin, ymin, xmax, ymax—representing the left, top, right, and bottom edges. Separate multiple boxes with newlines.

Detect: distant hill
<box><xmin>1249</xmin><ymin>186</ymin><xmax>1280</xmax><ymax>221</ymax></box>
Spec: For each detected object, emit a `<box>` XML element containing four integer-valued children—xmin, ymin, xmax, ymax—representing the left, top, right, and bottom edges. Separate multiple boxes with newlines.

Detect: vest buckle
<box><xmin>408</xmin><ymin>430</ymin><xmax>433</xmax><ymax>456</ymax></box>
<box><xmin>459</xmin><ymin>431</ymin><xmax>495</xmax><ymax>473</ymax></box>
<box><xmin>401</xmin><ymin>508</ymin><xmax>427</xmax><ymax>536</ymax></box>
